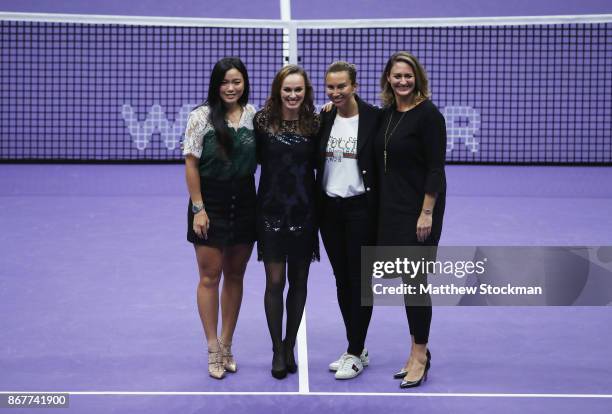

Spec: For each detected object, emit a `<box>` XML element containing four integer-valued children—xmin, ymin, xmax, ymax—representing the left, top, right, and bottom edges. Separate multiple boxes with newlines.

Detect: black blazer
<box><xmin>316</xmin><ymin>95</ymin><xmax>382</xmax><ymax>238</ymax></box>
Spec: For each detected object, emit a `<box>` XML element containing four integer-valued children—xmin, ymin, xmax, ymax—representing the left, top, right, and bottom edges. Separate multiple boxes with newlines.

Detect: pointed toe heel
<box><xmin>393</xmin><ymin>369</ymin><xmax>408</xmax><ymax>379</ymax></box>
<box><xmin>395</xmin><ymin>349</ymin><xmax>431</xmax><ymax>379</ymax></box>
<box><xmin>219</xmin><ymin>339</ymin><xmax>237</xmax><ymax>373</ymax></box>
<box><xmin>400</xmin><ymin>370</ymin><xmax>428</xmax><ymax>389</ymax></box>
<box><xmin>208</xmin><ymin>348</ymin><xmax>226</xmax><ymax>380</ymax></box>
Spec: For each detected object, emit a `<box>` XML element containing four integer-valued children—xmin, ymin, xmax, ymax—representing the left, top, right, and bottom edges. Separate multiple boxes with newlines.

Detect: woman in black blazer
<box><xmin>316</xmin><ymin>61</ymin><xmax>382</xmax><ymax>380</ymax></box>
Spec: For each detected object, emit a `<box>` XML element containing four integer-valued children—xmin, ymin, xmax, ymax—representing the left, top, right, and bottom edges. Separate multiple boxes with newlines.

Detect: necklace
<box><xmin>226</xmin><ymin>106</ymin><xmax>243</xmax><ymax>128</ymax></box>
<box><xmin>383</xmin><ymin>97</ymin><xmax>425</xmax><ymax>172</ymax></box>
<box><xmin>383</xmin><ymin>111</ymin><xmax>406</xmax><ymax>173</ymax></box>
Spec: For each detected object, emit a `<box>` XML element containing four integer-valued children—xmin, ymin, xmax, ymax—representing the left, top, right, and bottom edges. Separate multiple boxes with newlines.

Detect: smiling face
<box><xmin>280</xmin><ymin>73</ymin><xmax>306</xmax><ymax>114</ymax></box>
<box><xmin>219</xmin><ymin>68</ymin><xmax>245</xmax><ymax>106</ymax></box>
<box><xmin>387</xmin><ymin>61</ymin><xmax>416</xmax><ymax>100</ymax></box>
<box><xmin>325</xmin><ymin>70</ymin><xmax>357</xmax><ymax>112</ymax></box>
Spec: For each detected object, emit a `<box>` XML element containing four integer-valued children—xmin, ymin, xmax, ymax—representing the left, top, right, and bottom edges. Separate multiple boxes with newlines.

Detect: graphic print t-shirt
<box><xmin>322</xmin><ymin>114</ymin><xmax>365</xmax><ymax>197</ymax></box>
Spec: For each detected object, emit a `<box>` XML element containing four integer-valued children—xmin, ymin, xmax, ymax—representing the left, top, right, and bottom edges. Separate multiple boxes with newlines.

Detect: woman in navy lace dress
<box><xmin>254</xmin><ymin>65</ymin><xmax>320</xmax><ymax>379</ymax></box>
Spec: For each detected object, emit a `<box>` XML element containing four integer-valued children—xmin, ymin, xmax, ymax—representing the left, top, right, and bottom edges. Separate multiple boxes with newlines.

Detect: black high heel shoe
<box><xmin>284</xmin><ymin>339</ymin><xmax>297</xmax><ymax>374</ymax></box>
<box><xmin>393</xmin><ymin>349</ymin><xmax>431</xmax><ymax>379</ymax></box>
<box><xmin>400</xmin><ymin>355</ymin><xmax>430</xmax><ymax>389</ymax></box>
<box><xmin>271</xmin><ymin>347</ymin><xmax>287</xmax><ymax>379</ymax></box>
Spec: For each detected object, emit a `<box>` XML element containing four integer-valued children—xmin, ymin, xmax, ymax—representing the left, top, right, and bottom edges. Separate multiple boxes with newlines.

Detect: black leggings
<box><xmin>377</xmin><ymin>222</ymin><xmax>437</xmax><ymax>345</ymax></box>
<box><xmin>321</xmin><ymin>194</ymin><xmax>374</xmax><ymax>356</ymax></box>
<box><xmin>397</xmin><ymin>237</ymin><xmax>437</xmax><ymax>345</ymax></box>
<box><xmin>401</xmin><ymin>273</ymin><xmax>432</xmax><ymax>344</ymax></box>
<box><xmin>264</xmin><ymin>259</ymin><xmax>311</xmax><ymax>350</ymax></box>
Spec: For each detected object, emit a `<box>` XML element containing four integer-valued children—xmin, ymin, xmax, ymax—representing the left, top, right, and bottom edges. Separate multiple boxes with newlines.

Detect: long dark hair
<box><xmin>205</xmin><ymin>57</ymin><xmax>250</xmax><ymax>157</ymax></box>
<box><xmin>263</xmin><ymin>65</ymin><xmax>317</xmax><ymax>136</ymax></box>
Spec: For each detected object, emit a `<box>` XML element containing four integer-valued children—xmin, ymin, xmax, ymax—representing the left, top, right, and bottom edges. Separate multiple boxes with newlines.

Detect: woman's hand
<box><xmin>416</xmin><ymin>212</ymin><xmax>432</xmax><ymax>243</ymax></box>
<box><xmin>193</xmin><ymin>210</ymin><xmax>210</xmax><ymax>240</ymax></box>
<box><xmin>321</xmin><ymin>101</ymin><xmax>334</xmax><ymax>112</ymax></box>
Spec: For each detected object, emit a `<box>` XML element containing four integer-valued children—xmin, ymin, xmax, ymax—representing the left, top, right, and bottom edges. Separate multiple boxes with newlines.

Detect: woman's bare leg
<box><xmin>219</xmin><ymin>243</ymin><xmax>254</xmax><ymax>344</ymax></box>
<box><xmin>194</xmin><ymin>245</ymin><xmax>224</xmax><ymax>350</ymax></box>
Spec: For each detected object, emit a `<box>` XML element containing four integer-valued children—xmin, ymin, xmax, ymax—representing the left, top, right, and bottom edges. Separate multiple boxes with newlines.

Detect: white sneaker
<box><xmin>334</xmin><ymin>354</ymin><xmax>364</xmax><ymax>380</ymax></box>
<box><xmin>328</xmin><ymin>348</ymin><xmax>369</xmax><ymax>371</ymax></box>
<box><xmin>360</xmin><ymin>348</ymin><xmax>370</xmax><ymax>367</ymax></box>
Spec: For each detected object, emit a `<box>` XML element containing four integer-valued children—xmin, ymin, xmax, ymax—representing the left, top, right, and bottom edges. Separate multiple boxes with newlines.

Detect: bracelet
<box><xmin>192</xmin><ymin>202</ymin><xmax>205</xmax><ymax>214</ymax></box>
<box><xmin>422</xmin><ymin>208</ymin><xmax>433</xmax><ymax>215</ymax></box>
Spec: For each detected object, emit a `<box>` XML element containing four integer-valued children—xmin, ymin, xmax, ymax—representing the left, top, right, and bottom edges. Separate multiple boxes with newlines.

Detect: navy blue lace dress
<box><xmin>254</xmin><ymin>110</ymin><xmax>320</xmax><ymax>262</ymax></box>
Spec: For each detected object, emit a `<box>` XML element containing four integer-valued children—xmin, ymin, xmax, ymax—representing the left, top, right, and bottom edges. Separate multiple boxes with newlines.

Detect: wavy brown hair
<box><xmin>263</xmin><ymin>65</ymin><xmax>317</xmax><ymax>136</ymax></box>
<box><xmin>380</xmin><ymin>51</ymin><xmax>430</xmax><ymax>108</ymax></box>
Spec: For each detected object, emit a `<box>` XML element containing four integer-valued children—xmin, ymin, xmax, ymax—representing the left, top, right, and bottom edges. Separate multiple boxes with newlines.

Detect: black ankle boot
<box><xmin>284</xmin><ymin>339</ymin><xmax>297</xmax><ymax>374</ymax></box>
<box><xmin>271</xmin><ymin>346</ymin><xmax>287</xmax><ymax>379</ymax></box>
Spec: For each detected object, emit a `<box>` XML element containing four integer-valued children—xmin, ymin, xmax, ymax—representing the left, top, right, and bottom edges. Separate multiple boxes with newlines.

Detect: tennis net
<box><xmin>1</xmin><ymin>14</ymin><xmax>610</xmax><ymax>164</ymax></box>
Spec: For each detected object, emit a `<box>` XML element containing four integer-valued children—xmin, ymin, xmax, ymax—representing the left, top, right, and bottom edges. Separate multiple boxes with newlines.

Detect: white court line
<box><xmin>2</xmin><ymin>391</ymin><xmax>612</xmax><ymax>398</ymax></box>
<box><xmin>296</xmin><ymin>311</ymin><xmax>309</xmax><ymax>393</ymax></box>
<box><xmin>278</xmin><ymin>0</ymin><xmax>307</xmax><ymax>387</ymax></box>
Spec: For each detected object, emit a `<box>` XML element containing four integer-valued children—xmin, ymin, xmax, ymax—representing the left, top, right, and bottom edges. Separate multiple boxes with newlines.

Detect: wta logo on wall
<box><xmin>121</xmin><ymin>104</ymin><xmax>481</xmax><ymax>153</ymax></box>
<box><xmin>121</xmin><ymin>104</ymin><xmax>196</xmax><ymax>151</ymax></box>
<box><xmin>441</xmin><ymin>106</ymin><xmax>480</xmax><ymax>153</ymax></box>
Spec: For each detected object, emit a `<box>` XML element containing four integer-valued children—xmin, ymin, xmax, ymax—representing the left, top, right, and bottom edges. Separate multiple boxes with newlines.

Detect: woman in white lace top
<box><xmin>182</xmin><ymin>57</ymin><xmax>257</xmax><ymax>380</ymax></box>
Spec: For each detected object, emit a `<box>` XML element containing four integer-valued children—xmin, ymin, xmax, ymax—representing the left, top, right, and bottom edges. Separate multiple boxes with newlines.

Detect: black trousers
<box><xmin>401</xmin><ymin>273</ymin><xmax>432</xmax><ymax>345</ymax></box>
<box><xmin>378</xmin><ymin>226</ymin><xmax>434</xmax><ymax>345</ymax></box>
<box><xmin>401</xmin><ymin>226</ymin><xmax>437</xmax><ymax>345</ymax></box>
<box><xmin>320</xmin><ymin>193</ymin><xmax>374</xmax><ymax>356</ymax></box>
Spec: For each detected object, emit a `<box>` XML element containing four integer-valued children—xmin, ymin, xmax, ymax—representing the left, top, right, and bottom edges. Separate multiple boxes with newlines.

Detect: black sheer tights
<box><xmin>264</xmin><ymin>259</ymin><xmax>311</xmax><ymax>351</ymax></box>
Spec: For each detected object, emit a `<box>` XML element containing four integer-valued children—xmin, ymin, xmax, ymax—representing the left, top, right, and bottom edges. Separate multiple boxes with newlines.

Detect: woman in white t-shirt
<box><xmin>316</xmin><ymin>61</ymin><xmax>382</xmax><ymax>380</ymax></box>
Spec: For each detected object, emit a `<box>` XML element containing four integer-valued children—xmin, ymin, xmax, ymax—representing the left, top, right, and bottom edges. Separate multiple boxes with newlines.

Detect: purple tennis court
<box><xmin>2</xmin><ymin>165</ymin><xmax>612</xmax><ymax>412</ymax></box>
<box><xmin>1</xmin><ymin>0</ymin><xmax>612</xmax><ymax>412</ymax></box>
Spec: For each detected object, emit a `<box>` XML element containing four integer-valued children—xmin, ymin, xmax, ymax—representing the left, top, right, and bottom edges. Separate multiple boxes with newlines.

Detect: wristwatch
<box><xmin>192</xmin><ymin>202</ymin><xmax>205</xmax><ymax>214</ymax></box>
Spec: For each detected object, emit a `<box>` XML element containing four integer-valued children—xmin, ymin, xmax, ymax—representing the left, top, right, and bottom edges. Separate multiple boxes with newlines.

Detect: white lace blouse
<box><xmin>182</xmin><ymin>104</ymin><xmax>257</xmax><ymax>158</ymax></box>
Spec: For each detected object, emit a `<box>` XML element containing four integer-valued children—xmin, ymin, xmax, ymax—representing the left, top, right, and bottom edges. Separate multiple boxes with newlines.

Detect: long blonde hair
<box><xmin>380</xmin><ymin>51</ymin><xmax>430</xmax><ymax>108</ymax></box>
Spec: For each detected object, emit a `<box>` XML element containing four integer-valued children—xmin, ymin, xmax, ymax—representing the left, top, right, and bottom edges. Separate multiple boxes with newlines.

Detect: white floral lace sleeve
<box><xmin>182</xmin><ymin>106</ymin><xmax>211</xmax><ymax>158</ymax></box>
<box><xmin>242</xmin><ymin>104</ymin><xmax>257</xmax><ymax>129</ymax></box>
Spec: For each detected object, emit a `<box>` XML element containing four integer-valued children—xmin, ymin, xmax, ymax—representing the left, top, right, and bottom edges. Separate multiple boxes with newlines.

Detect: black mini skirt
<box><xmin>187</xmin><ymin>175</ymin><xmax>256</xmax><ymax>247</ymax></box>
